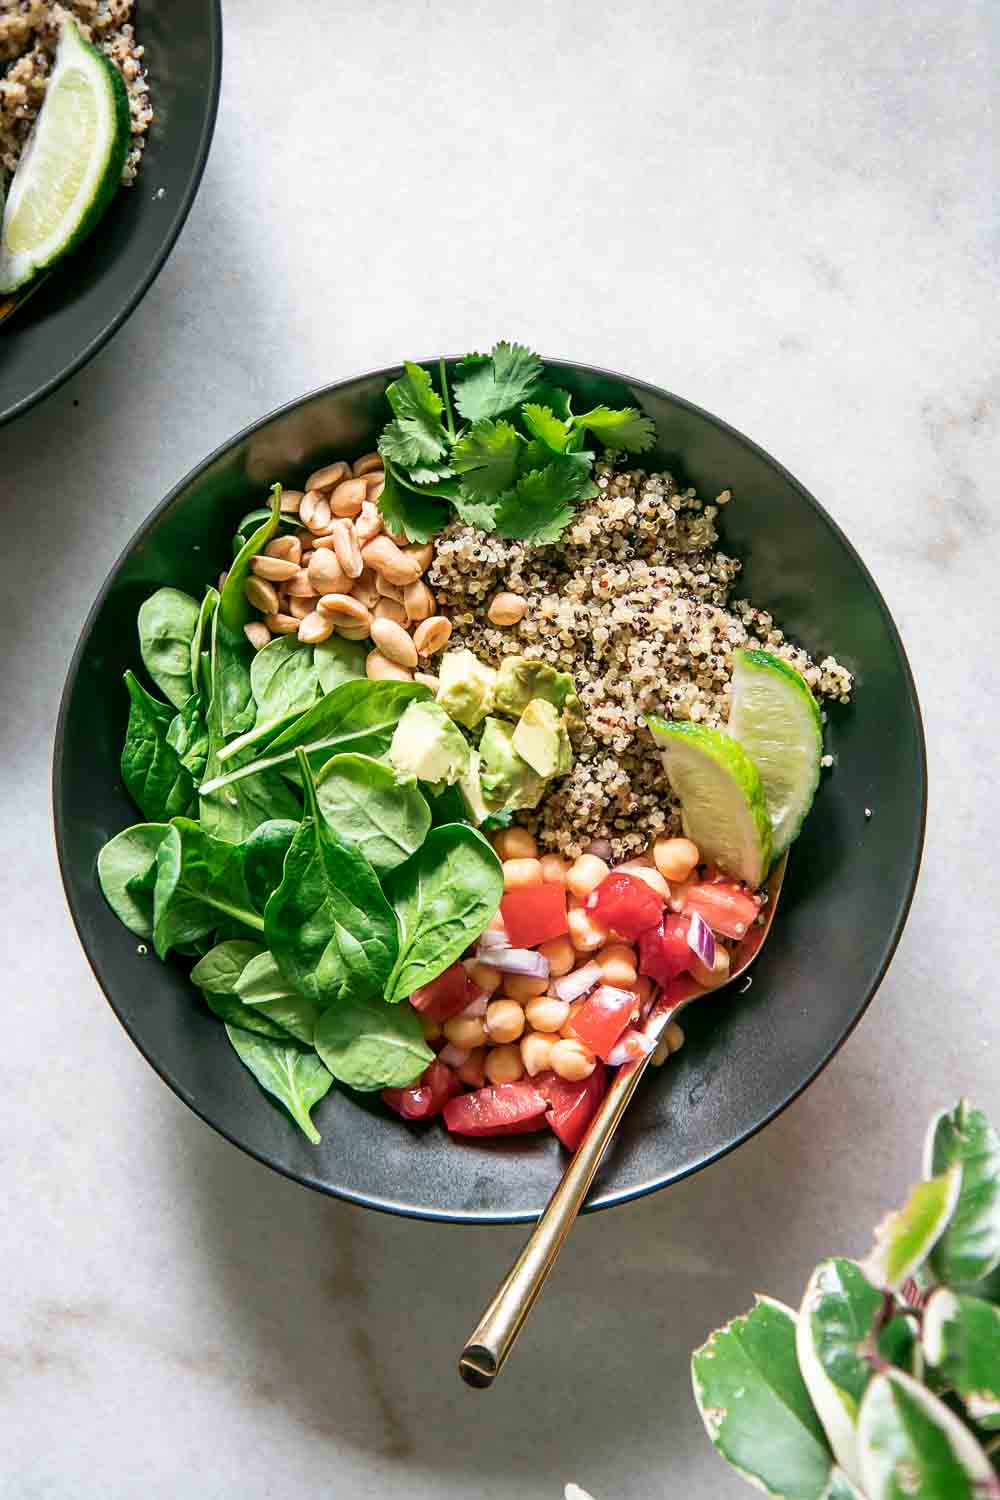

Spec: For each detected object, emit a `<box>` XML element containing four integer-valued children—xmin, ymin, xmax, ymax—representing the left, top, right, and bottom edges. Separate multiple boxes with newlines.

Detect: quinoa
<box><xmin>429</xmin><ymin>458</ymin><xmax>853</xmax><ymax>861</ymax></box>
<box><xmin>1</xmin><ymin>0</ymin><xmax>151</xmax><ymax>191</ymax></box>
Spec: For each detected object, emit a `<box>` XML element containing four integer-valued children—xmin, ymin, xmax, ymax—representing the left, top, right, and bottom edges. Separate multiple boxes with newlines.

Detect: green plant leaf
<box><xmin>242</xmin><ymin>818</ymin><xmax>298</xmax><ymax>912</ymax></box>
<box><xmin>379</xmin><ymin>361</ymin><xmax>451</xmax><ymax>468</ymax></box>
<box><xmin>190</xmin><ymin>938</ymin><xmax>265</xmax><ymax>993</ymax></box>
<box><xmin>862</xmin><ymin>1168</ymin><xmax>963</xmax><ymax>1291</ymax></box>
<box><xmin>377</xmin><ymin>462</ymin><xmax>452</xmax><ymax>543</ymax></box>
<box><xmin>152</xmin><ymin>819</ymin><xmax>263</xmax><ymax>959</ymax></box>
<box><xmin>219</xmin><ymin>484</ymin><xmax>283</xmax><ymax>634</ymax></box>
<box><xmin>166</xmin><ymin>695</ymin><xmax>210</xmax><ymax>782</ymax></box>
<box><xmin>925</xmin><ymin>1102</ymin><xmax>1000</xmax><ymax>1285</ymax></box>
<box><xmin>217</xmin><ymin>635</ymin><xmax>322</xmax><ymax>763</ymax></box>
<box><xmin>924</xmin><ymin>1290</ymin><xmax>1000</xmax><ymax>1431</ymax></box>
<box><xmin>857</xmin><ymin>1366</ymin><xmax>998</xmax><ymax>1500</ymax></box>
<box><xmin>189</xmin><ymin>585</ymin><xmax>218</xmax><ymax>698</ymax></box>
<box><xmin>692</xmin><ymin>1295</ymin><xmax>835</xmax><ymax>1500</ymax></box>
<box><xmin>96</xmin><ymin>823</ymin><xmax>171</xmax><ymax>938</ymax></box>
<box><xmin>451</xmin><ymin>491</ymin><xmax>499</xmax><ymax>531</ymax></box>
<box><xmin>521</xmin><ymin>403</ymin><xmax>571</xmax><ymax>452</ymax></box>
<box><xmin>224</xmin><ymin>1026</ymin><xmax>333</xmax><ymax>1143</ymax></box>
<box><xmin>232</xmin><ymin>951</ymin><xmax>320</xmax><ymax>1043</ymax></box>
<box><xmin>313</xmin><ymin>994</ymin><xmax>432</xmax><ymax>1091</ymax></box>
<box><xmin>137</xmin><ymin>587</ymin><xmax>201</xmax><ymax>709</ymax></box>
<box><xmin>202</xmin><ymin>989</ymin><xmax>295</xmax><ymax>1041</ymax></box>
<box><xmin>451</xmin><ymin>419</ymin><xmax>523</xmax><ymax>498</ymax></box>
<box><xmin>314</xmin><ymin>635</ymin><xmax>369</xmax><ymax>695</ymax></box>
<box><xmin>263</xmin><ymin>752</ymin><xmax>398</xmax><ymax>1008</ymax></box>
<box><xmin>571</xmin><ymin>404</ymin><xmax>656</xmax><ymax>452</ymax></box>
<box><xmin>493</xmin><ymin>456</ymin><xmax>597</xmax><ymax>543</ymax></box>
<box><xmin>383</xmin><ymin>823</ymin><xmax>503</xmax><ymax>1002</ymax></box>
<box><xmin>120</xmin><ymin>671</ymin><xmax>194</xmax><ymax>823</ymax></box>
<box><xmin>314</xmin><ymin>753</ymin><xmax>431</xmax><ymax>876</ymax></box>
<box><xmin>453</xmin><ymin>341</ymin><xmax>543</xmax><ymax>422</ymax></box>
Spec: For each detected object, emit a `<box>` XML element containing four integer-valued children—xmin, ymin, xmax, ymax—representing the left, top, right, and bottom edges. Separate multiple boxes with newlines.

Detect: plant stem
<box><xmin>439</xmin><ymin>356</ymin><xmax>456</xmax><ymax>441</ymax></box>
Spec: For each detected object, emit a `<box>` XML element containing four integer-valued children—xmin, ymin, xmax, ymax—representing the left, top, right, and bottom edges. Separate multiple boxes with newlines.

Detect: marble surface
<box><xmin>2</xmin><ymin>1</ymin><xmax>998</xmax><ymax>1495</ymax></box>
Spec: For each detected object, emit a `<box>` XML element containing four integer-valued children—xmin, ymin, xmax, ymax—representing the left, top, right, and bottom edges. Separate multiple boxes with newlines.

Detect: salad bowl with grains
<box><xmin>55</xmin><ymin>351</ymin><xmax>926</xmax><ymax>1223</ymax></box>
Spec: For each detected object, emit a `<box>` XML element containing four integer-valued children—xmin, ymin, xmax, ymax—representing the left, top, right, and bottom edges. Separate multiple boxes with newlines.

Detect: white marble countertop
<box><xmin>2</xmin><ymin>1</ymin><xmax>997</xmax><ymax>1495</ymax></box>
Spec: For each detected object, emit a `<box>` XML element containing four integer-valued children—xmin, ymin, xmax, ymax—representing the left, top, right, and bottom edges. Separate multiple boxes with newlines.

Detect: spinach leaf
<box><xmin>384</xmin><ymin>823</ymin><xmax>503</xmax><ymax>1002</ymax></box>
<box><xmin>190</xmin><ymin>938</ymin><xmax>265</xmax><ymax>993</ymax></box>
<box><xmin>224</xmin><ymin>1025</ymin><xmax>333</xmax><ymax>1143</ymax></box>
<box><xmin>199</xmin><ymin>680</ymin><xmax>431</xmax><ymax>798</ymax></box>
<box><xmin>314</xmin><ymin>636</ymin><xmax>369</xmax><ymax>695</ymax></box>
<box><xmin>217</xmin><ymin>635</ymin><xmax>323</xmax><ymax>763</ymax></box>
<box><xmin>189</xmin><ymin>585</ymin><xmax>218</xmax><ymax>698</ymax></box>
<box><xmin>166</xmin><ymin>694</ymin><xmax>210</xmax><ymax>781</ymax></box>
<box><xmin>234</xmin><ymin>951</ymin><xmax>320</xmax><ymax>1043</ymax></box>
<box><xmin>211</xmin><ymin>606</ymin><xmax>256</xmax><ymax>741</ymax></box>
<box><xmin>96</xmin><ymin>823</ymin><xmax>171</xmax><ymax>938</ymax></box>
<box><xmin>232</xmin><ymin>506</ymin><xmax>299</xmax><ymax>555</ymax></box>
<box><xmin>120</xmin><ymin>671</ymin><xmax>194</xmax><ymax>822</ymax></box>
<box><xmin>152</xmin><ymin>818</ymin><xmax>264</xmax><ymax>959</ymax></box>
<box><xmin>191</xmin><ymin>941</ymin><xmax>316</xmax><ymax>1042</ymax></box>
<box><xmin>137</xmin><ymin>587</ymin><xmax>201</xmax><ymax>709</ymax></box>
<box><xmin>314</xmin><ymin>995</ymin><xmax>432</xmax><ymax>1091</ymax></box>
<box><xmin>202</xmin><ymin>990</ymin><xmax>292</xmax><ymax>1039</ymax></box>
<box><xmin>242</xmin><ymin>818</ymin><xmax>298</xmax><ymax>911</ymax></box>
<box><xmin>428</xmin><ymin>783</ymin><xmax>469</xmax><ymax>827</ymax></box>
<box><xmin>314</xmin><ymin>753</ymin><xmax>431</xmax><ymax>876</ymax></box>
<box><xmin>219</xmin><ymin>485</ymin><xmax>283</xmax><ymax>635</ymax></box>
<box><xmin>263</xmin><ymin>752</ymin><xmax>398</xmax><ymax>1008</ymax></box>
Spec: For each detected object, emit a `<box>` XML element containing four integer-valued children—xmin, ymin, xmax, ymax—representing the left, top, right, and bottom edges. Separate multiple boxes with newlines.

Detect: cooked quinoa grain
<box><xmin>1</xmin><ymin>1</ymin><xmax>151</xmax><ymax>191</ymax></box>
<box><xmin>429</xmin><ymin>458</ymin><xmax>852</xmax><ymax>861</ymax></box>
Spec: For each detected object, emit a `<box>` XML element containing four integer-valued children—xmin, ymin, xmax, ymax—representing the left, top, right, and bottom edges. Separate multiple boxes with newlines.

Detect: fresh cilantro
<box><xmin>494</xmin><ymin>459</ymin><xmax>597</xmax><ymax>544</ymax></box>
<box><xmin>379</xmin><ymin>362</ymin><xmax>451</xmax><ymax>469</ymax></box>
<box><xmin>522</xmin><ymin>404</ymin><xmax>570</xmax><ymax>452</ymax></box>
<box><xmin>452</xmin><ymin>493</ymin><xmax>499</xmax><ymax>531</ymax></box>
<box><xmin>453</xmin><ymin>342</ymin><xmax>544</xmax><ymax>422</ymax></box>
<box><xmin>452</xmin><ymin>419</ymin><xmax>523</xmax><ymax>498</ymax></box>
<box><xmin>531</xmin><ymin>384</ymin><xmax>573</xmax><ymax>422</ymax></box>
<box><xmin>378</xmin><ymin>464</ymin><xmax>452</xmax><ymax>544</ymax></box>
<box><xmin>571</xmin><ymin>405</ymin><xmax>656</xmax><ymax>452</ymax></box>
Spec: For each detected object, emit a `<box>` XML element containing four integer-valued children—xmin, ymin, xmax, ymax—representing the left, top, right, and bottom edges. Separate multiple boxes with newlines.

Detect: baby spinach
<box><xmin>242</xmin><ymin>818</ymin><xmax>298</xmax><ymax>911</ymax></box>
<box><xmin>314</xmin><ymin>995</ymin><xmax>432</xmax><ymax>1092</ymax></box>
<box><xmin>120</xmin><ymin>672</ymin><xmax>194</xmax><ymax>823</ymax></box>
<box><xmin>192</xmin><ymin>941</ymin><xmax>316</xmax><ymax>1042</ymax></box>
<box><xmin>96</xmin><ymin>822</ymin><xmax>170</xmax><ymax>937</ymax></box>
<box><xmin>218</xmin><ymin>636</ymin><xmax>323</xmax><ymax>763</ymax></box>
<box><xmin>189</xmin><ymin>584</ymin><xmax>218</xmax><ymax>697</ymax></box>
<box><xmin>137</xmin><ymin>587</ymin><xmax>201</xmax><ymax>709</ymax></box>
<box><xmin>383</xmin><ymin>823</ymin><xmax>503</xmax><ymax>1002</ymax></box>
<box><xmin>314</xmin><ymin>753</ymin><xmax>431</xmax><ymax>876</ymax></box>
<box><xmin>232</xmin><ymin>506</ymin><xmax>299</xmax><ymax>556</ymax></box>
<box><xmin>199</xmin><ymin>680</ymin><xmax>431</xmax><ymax>797</ymax></box>
<box><xmin>314</xmin><ymin>636</ymin><xmax>369</xmax><ymax>695</ymax></box>
<box><xmin>224</xmin><ymin>1025</ymin><xmax>333</xmax><ymax>1143</ymax></box>
<box><xmin>263</xmin><ymin>752</ymin><xmax>398</xmax><ymax>1008</ymax></box>
<box><xmin>210</xmin><ymin>604</ymin><xmax>256</xmax><ymax>742</ymax></box>
<box><xmin>233</xmin><ymin>950</ymin><xmax>319</xmax><ymax>1043</ymax></box>
<box><xmin>166</xmin><ymin>694</ymin><xmax>210</xmax><ymax>781</ymax></box>
<box><xmin>219</xmin><ymin>485</ymin><xmax>283</xmax><ymax>634</ymax></box>
<box><xmin>152</xmin><ymin>818</ymin><xmax>264</xmax><ymax>959</ymax></box>
<box><xmin>203</xmin><ymin>990</ymin><xmax>294</xmax><ymax>1040</ymax></box>
<box><xmin>190</xmin><ymin>938</ymin><xmax>264</xmax><ymax>994</ymax></box>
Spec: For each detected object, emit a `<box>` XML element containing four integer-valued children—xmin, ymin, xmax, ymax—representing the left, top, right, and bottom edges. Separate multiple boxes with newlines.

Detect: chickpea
<box><xmin>457</xmin><ymin>1048</ymin><xmax>487</xmax><ymax>1088</ymax></box>
<box><xmin>484</xmin><ymin>1043</ymin><xmax>525</xmax><ymax>1085</ymax></box>
<box><xmin>463</xmin><ymin>959</ymin><xmax>503</xmax><ymax>996</ymax></box>
<box><xmin>549</xmin><ymin>1037</ymin><xmax>597</xmax><ymax>1082</ymax></box>
<box><xmin>523</xmin><ymin>995</ymin><xmax>571</xmax><ymax>1034</ymax></box>
<box><xmin>520</xmin><ymin>1031</ymin><xmax>555</xmax><ymax>1077</ymax></box>
<box><xmin>442</xmin><ymin>1014</ymin><xmax>488</xmax><ymax>1049</ymax></box>
<box><xmin>689</xmin><ymin>946</ymin><xmax>731</xmax><ymax>989</ymax></box>
<box><xmin>597</xmin><ymin>943</ymin><xmax>638</xmax><ymax>988</ymax></box>
<box><xmin>653</xmin><ymin>836</ymin><xmax>701</xmax><ymax>884</ymax></box>
<box><xmin>493</xmin><ymin>827</ymin><xmax>538</xmax><ymax>861</ymax></box>
<box><xmin>566</xmin><ymin>853</ymin><xmax>610</xmax><ymax>900</ymax></box>
<box><xmin>502</xmin><ymin>972</ymin><xmax>550</xmax><ymax>1002</ymax></box>
<box><xmin>665</xmin><ymin>1021</ymin><xmax>686</xmax><ymax>1054</ymax></box>
<box><xmin>502</xmin><ymin>857</ymin><xmax>544</xmax><ymax>891</ymax></box>
<box><xmin>537</xmin><ymin>935</ymin><xmax>575</xmax><ymax>977</ymax></box>
<box><xmin>540</xmin><ymin>853</ymin><xmax>570</xmax><ymax>886</ymax></box>
<box><xmin>485</xmin><ymin>999</ymin><xmax>526</xmax><ymax>1044</ymax></box>
<box><xmin>568</xmin><ymin>906</ymin><xmax>609</xmax><ymax>953</ymax></box>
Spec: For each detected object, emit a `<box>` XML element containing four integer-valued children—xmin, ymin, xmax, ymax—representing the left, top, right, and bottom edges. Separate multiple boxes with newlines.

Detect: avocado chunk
<box><xmin>388</xmin><ymin>700</ymin><xmax>470</xmax><ymax>791</ymax></box>
<box><xmin>435</xmin><ymin>648</ymin><xmax>497</xmax><ymax>730</ymax></box>
<box><xmin>512</xmin><ymin>698</ymin><xmax>573</xmax><ymax>778</ymax></box>
<box><xmin>457</xmin><ymin>750</ymin><xmax>492</xmax><ymax>826</ymax></box>
<box><xmin>494</xmin><ymin>656</ymin><xmax>581</xmax><ymax>725</ymax></box>
<box><xmin>479</xmin><ymin>716</ymin><xmax>546</xmax><ymax>812</ymax></box>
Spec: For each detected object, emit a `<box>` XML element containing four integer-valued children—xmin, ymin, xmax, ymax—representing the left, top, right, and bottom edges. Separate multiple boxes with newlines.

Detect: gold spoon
<box><xmin>0</xmin><ymin>272</ymin><xmax>50</xmax><ymax>326</ymax></box>
<box><xmin>458</xmin><ymin>853</ymin><xmax>787</xmax><ymax>1389</ymax></box>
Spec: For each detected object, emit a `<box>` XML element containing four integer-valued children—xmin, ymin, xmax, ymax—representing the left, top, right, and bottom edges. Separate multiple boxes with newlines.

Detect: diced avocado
<box><xmin>435</xmin><ymin>648</ymin><xmax>497</xmax><ymax>730</ymax></box>
<box><xmin>494</xmin><ymin>656</ymin><xmax>581</xmax><ymax>725</ymax></box>
<box><xmin>457</xmin><ymin>750</ymin><xmax>492</xmax><ymax>826</ymax></box>
<box><xmin>479</xmin><ymin>716</ymin><xmax>546</xmax><ymax>812</ymax></box>
<box><xmin>388</xmin><ymin>700</ymin><xmax>470</xmax><ymax>791</ymax></box>
<box><xmin>512</xmin><ymin>699</ymin><xmax>566</xmax><ymax>778</ymax></box>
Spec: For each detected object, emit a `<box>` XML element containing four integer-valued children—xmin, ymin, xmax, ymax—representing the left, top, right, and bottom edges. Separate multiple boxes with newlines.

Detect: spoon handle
<box><xmin>458</xmin><ymin>1047</ymin><xmax>655</xmax><ymax>1389</ymax></box>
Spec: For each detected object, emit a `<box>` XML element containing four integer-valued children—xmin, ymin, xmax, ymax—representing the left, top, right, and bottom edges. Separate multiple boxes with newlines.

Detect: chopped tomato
<box><xmin>586</xmin><ymin>872</ymin><xmax>663</xmax><ymax>939</ymax></box>
<box><xmin>500</xmin><ymin>884</ymin><xmax>569</xmax><ymax>949</ymax></box>
<box><xmin>382</xmin><ymin>1060</ymin><xmax>461</xmax><ymax>1121</ymax></box>
<box><xmin>684</xmin><ymin>880</ymin><xmax>760</xmax><ymax>940</ymax></box>
<box><xmin>536</xmin><ymin>1065</ymin><xmax>607</xmax><ymax>1151</ymax></box>
<box><xmin>443</xmin><ymin>1081</ymin><xmax>548</xmax><ymax>1136</ymax></box>
<box><xmin>566</xmin><ymin>984</ymin><xmax>638</xmax><ymax>1061</ymax></box>
<box><xmin>408</xmin><ymin>961</ymin><xmax>475</xmax><ymax>1022</ymax></box>
<box><xmin>638</xmin><ymin>914</ymin><xmax>695</xmax><ymax>985</ymax></box>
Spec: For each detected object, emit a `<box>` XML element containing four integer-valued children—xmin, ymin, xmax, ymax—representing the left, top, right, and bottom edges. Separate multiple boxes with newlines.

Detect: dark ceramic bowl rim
<box><xmin>53</xmin><ymin>359</ymin><xmax>928</xmax><ymax>1224</ymax></box>
<box><xmin>0</xmin><ymin>0</ymin><xmax>223</xmax><ymax>429</ymax></box>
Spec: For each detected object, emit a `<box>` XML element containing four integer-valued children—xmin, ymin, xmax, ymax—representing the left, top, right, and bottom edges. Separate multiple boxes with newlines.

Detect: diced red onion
<box><xmin>459</xmin><ymin>991</ymin><xmax>488</xmax><ymax>1019</ymax></box>
<box><xmin>474</xmin><ymin>945</ymin><xmax>550</xmax><ymax>977</ymax></box>
<box><xmin>607</xmin><ymin>1029</ymin><xmax>656</xmax><ymax>1066</ymax></box>
<box><xmin>476</xmin><ymin>928</ymin><xmax>509</xmax><ymax>952</ymax></box>
<box><xmin>550</xmin><ymin>960</ymin><xmax>603</xmax><ymax>1003</ymax></box>
<box><xmin>438</xmin><ymin>1043</ymin><xmax>470</xmax><ymax>1069</ymax></box>
<box><xmin>686</xmin><ymin>910</ymin><xmax>716</xmax><ymax>970</ymax></box>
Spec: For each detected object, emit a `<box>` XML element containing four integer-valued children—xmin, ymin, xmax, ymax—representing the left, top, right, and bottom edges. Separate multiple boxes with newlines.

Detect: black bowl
<box><xmin>0</xmin><ymin>0</ymin><xmax>222</xmax><ymax>427</ymax></box>
<box><xmin>53</xmin><ymin>360</ymin><xmax>926</xmax><ymax>1223</ymax></box>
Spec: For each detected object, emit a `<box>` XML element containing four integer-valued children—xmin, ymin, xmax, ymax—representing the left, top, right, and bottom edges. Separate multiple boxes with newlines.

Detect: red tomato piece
<box><xmin>382</xmin><ymin>1060</ymin><xmax>461</xmax><ymax>1121</ymax></box>
<box><xmin>684</xmin><ymin>881</ymin><xmax>760</xmax><ymax>940</ymax></box>
<box><xmin>536</xmin><ymin>1065</ymin><xmax>608</xmax><ymax>1152</ymax></box>
<box><xmin>638</xmin><ymin>914</ymin><xmax>695</xmax><ymax>985</ymax></box>
<box><xmin>566</xmin><ymin>984</ymin><xmax>638</xmax><ymax>1061</ymax></box>
<box><xmin>500</xmin><ymin>884</ymin><xmax>569</xmax><ymax>949</ymax></box>
<box><xmin>408</xmin><ymin>961</ymin><xmax>475</xmax><ymax>1022</ymax></box>
<box><xmin>586</xmin><ymin>872</ymin><xmax>663</xmax><ymax>938</ymax></box>
<box><xmin>443</xmin><ymin>1081</ymin><xmax>548</xmax><ymax>1136</ymax></box>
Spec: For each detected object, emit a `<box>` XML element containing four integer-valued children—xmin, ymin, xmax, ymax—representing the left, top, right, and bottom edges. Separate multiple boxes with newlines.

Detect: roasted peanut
<box><xmin>316</xmin><ymin>594</ymin><xmax>372</xmax><ymax>632</ymax></box>
<box><xmin>298</xmin><ymin>610</ymin><xmax>335</xmax><ymax>644</ymax></box>
<box><xmin>299</xmin><ymin>490</ymin><xmax>332</xmax><ymax>533</ymax></box>
<box><xmin>352</xmin><ymin>452</ymin><xmax>383</xmax><ymax>477</ymax></box>
<box><xmin>412</xmin><ymin>616</ymin><xmax>452</xmax><ymax>656</ymax></box>
<box><xmin>278</xmin><ymin>489</ymin><xmax>304</xmax><ymax>514</ymax></box>
<box><xmin>243</xmin><ymin>622</ymin><xmax>272</xmax><ymax>651</ymax></box>
<box><xmin>244</xmin><ymin>577</ymin><xmax>279</xmax><ymax>615</ymax></box>
<box><xmin>373</xmin><ymin>597</ymin><xmax>408</xmax><ymax>626</ymax></box>
<box><xmin>370</xmin><ymin>618</ymin><xmax>419</xmax><ymax>668</ymax></box>
<box><xmin>265</xmin><ymin>612</ymin><xmax>300</xmax><ymax>635</ymax></box>
<box><xmin>307</xmin><ymin>550</ymin><xmax>352</xmax><ymax>595</ymax></box>
<box><xmin>265</xmin><ymin>535</ymin><xmax>301</xmax><ymax>565</ymax></box>
<box><xmin>330</xmin><ymin>518</ymin><xmax>363</xmax><ymax>578</ymax></box>
<box><xmin>366</xmin><ymin>650</ymin><xmax>413</xmax><ymax>682</ymax></box>
<box><xmin>361</xmin><ymin>536</ymin><xmax>423</xmax><ymax>586</ymax></box>
<box><xmin>305</xmin><ymin>460</ymin><xmax>350</xmax><ymax>493</ymax></box>
<box><xmin>488</xmin><ymin>591</ymin><xmax>528</xmax><ymax>626</ymax></box>
<box><xmin>331</xmin><ymin>477</ymin><xmax>367</xmax><ymax>517</ymax></box>
<box><xmin>403</xmin><ymin>580</ymin><xmax>435</xmax><ymax>622</ymax></box>
<box><xmin>355</xmin><ymin>501</ymin><xmax>383</xmax><ymax>547</ymax></box>
<box><xmin>250</xmin><ymin>554</ymin><xmax>298</xmax><ymax>583</ymax></box>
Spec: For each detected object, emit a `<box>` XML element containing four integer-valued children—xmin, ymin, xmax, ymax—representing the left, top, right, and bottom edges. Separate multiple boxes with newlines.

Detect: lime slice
<box><xmin>648</xmin><ymin>718</ymin><xmax>772</xmax><ymax>886</ymax></box>
<box><xmin>0</xmin><ymin>19</ymin><xmax>129</xmax><ymax>294</ymax></box>
<box><xmin>728</xmin><ymin>649</ymin><xmax>823</xmax><ymax>856</ymax></box>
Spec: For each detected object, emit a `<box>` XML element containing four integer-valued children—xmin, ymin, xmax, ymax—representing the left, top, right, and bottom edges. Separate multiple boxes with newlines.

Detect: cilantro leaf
<box><xmin>451</xmin><ymin>419</ymin><xmax>523</xmax><ymax>498</ymax></box>
<box><xmin>493</xmin><ymin>458</ymin><xmax>597</xmax><ymax>544</ymax></box>
<box><xmin>522</xmin><ymin>404</ymin><xmax>570</xmax><ymax>452</ymax></box>
<box><xmin>531</xmin><ymin>384</ymin><xmax>573</xmax><ymax>421</ymax></box>
<box><xmin>380</xmin><ymin>362</ymin><xmax>450</xmax><ymax>468</ymax></box>
<box><xmin>452</xmin><ymin>492</ymin><xmax>499</xmax><ymax>531</ymax></box>
<box><xmin>571</xmin><ymin>405</ymin><xmax>656</xmax><ymax>452</ymax></box>
<box><xmin>378</xmin><ymin>464</ymin><xmax>451</xmax><ymax>544</ymax></box>
<box><xmin>453</xmin><ymin>341</ymin><xmax>544</xmax><ymax>422</ymax></box>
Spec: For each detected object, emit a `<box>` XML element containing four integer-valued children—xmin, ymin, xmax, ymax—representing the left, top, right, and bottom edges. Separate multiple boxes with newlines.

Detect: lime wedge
<box><xmin>648</xmin><ymin>718</ymin><xmax>772</xmax><ymax>886</ymax></box>
<box><xmin>0</xmin><ymin>19</ymin><xmax>129</xmax><ymax>294</ymax></box>
<box><xmin>728</xmin><ymin>649</ymin><xmax>823</xmax><ymax>856</ymax></box>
